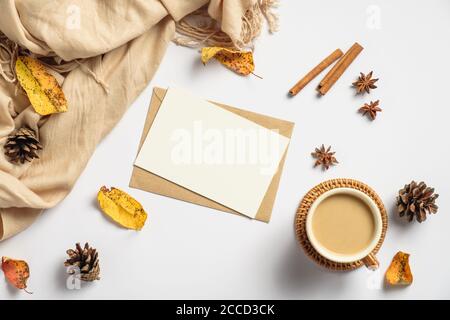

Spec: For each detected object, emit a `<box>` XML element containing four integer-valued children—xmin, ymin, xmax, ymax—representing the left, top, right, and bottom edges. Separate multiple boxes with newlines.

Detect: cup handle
<box><xmin>362</xmin><ymin>253</ymin><xmax>379</xmax><ymax>270</ymax></box>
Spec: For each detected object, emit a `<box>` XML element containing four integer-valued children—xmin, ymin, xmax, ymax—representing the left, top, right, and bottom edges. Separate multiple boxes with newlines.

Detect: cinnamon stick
<box><xmin>317</xmin><ymin>42</ymin><xmax>363</xmax><ymax>95</ymax></box>
<box><xmin>288</xmin><ymin>49</ymin><xmax>343</xmax><ymax>96</ymax></box>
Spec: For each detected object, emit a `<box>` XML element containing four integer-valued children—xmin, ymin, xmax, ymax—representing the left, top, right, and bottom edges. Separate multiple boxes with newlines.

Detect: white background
<box><xmin>1</xmin><ymin>0</ymin><xmax>449</xmax><ymax>299</ymax></box>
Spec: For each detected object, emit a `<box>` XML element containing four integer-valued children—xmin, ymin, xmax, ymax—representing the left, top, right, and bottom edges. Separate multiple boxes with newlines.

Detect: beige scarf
<box><xmin>0</xmin><ymin>0</ymin><xmax>277</xmax><ymax>241</ymax></box>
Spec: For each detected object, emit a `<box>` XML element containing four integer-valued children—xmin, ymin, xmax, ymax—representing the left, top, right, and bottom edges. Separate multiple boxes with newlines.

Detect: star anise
<box><xmin>359</xmin><ymin>100</ymin><xmax>382</xmax><ymax>120</ymax></box>
<box><xmin>352</xmin><ymin>71</ymin><xmax>378</xmax><ymax>94</ymax></box>
<box><xmin>311</xmin><ymin>144</ymin><xmax>338</xmax><ymax>170</ymax></box>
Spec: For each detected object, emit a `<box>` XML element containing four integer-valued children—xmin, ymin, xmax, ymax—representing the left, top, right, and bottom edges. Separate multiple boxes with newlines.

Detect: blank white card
<box><xmin>134</xmin><ymin>88</ymin><xmax>290</xmax><ymax>218</ymax></box>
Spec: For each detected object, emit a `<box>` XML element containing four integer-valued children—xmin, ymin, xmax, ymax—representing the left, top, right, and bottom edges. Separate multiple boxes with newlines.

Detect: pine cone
<box><xmin>64</xmin><ymin>243</ymin><xmax>100</xmax><ymax>282</ymax></box>
<box><xmin>3</xmin><ymin>127</ymin><xmax>42</xmax><ymax>164</ymax></box>
<box><xmin>397</xmin><ymin>181</ymin><xmax>439</xmax><ymax>223</ymax></box>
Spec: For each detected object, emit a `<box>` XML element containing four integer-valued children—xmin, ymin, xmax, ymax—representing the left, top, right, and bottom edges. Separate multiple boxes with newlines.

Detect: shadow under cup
<box><xmin>305</xmin><ymin>188</ymin><xmax>383</xmax><ymax>269</ymax></box>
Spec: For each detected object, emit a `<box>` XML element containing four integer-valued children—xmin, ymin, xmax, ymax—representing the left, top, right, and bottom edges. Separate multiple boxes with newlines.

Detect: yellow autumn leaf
<box><xmin>1</xmin><ymin>256</ymin><xmax>31</xmax><ymax>293</ymax></box>
<box><xmin>385</xmin><ymin>251</ymin><xmax>413</xmax><ymax>286</ymax></box>
<box><xmin>201</xmin><ymin>47</ymin><xmax>255</xmax><ymax>76</ymax></box>
<box><xmin>97</xmin><ymin>186</ymin><xmax>147</xmax><ymax>230</ymax></box>
<box><xmin>15</xmin><ymin>56</ymin><xmax>68</xmax><ymax>116</ymax></box>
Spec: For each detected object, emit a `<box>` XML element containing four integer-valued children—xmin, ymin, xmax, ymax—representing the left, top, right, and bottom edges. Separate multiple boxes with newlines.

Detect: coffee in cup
<box><xmin>306</xmin><ymin>188</ymin><xmax>382</xmax><ymax>269</ymax></box>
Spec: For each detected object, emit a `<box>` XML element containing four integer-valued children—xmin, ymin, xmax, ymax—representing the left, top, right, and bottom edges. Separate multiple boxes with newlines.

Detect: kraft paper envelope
<box><xmin>129</xmin><ymin>87</ymin><xmax>295</xmax><ymax>222</ymax></box>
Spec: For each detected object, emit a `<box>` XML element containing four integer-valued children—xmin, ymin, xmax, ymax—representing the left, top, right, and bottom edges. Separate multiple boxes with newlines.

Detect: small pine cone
<box><xmin>397</xmin><ymin>181</ymin><xmax>439</xmax><ymax>223</ymax></box>
<box><xmin>3</xmin><ymin>127</ymin><xmax>42</xmax><ymax>164</ymax></box>
<box><xmin>64</xmin><ymin>243</ymin><xmax>100</xmax><ymax>282</ymax></box>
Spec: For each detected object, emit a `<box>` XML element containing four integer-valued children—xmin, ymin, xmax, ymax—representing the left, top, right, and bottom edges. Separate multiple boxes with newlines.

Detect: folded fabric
<box><xmin>0</xmin><ymin>0</ymin><xmax>276</xmax><ymax>240</ymax></box>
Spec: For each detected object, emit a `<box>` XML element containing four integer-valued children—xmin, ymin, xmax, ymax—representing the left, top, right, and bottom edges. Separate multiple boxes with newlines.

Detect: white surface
<box><xmin>1</xmin><ymin>0</ymin><xmax>450</xmax><ymax>299</ymax></box>
<box><xmin>135</xmin><ymin>87</ymin><xmax>289</xmax><ymax>218</ymax></box>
